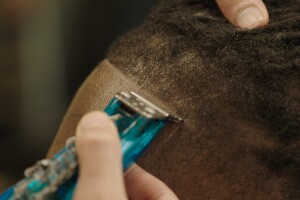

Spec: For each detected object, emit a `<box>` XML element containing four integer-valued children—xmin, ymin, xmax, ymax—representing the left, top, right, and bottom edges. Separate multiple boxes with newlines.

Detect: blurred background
<box><xmin>0</xmin><ymin>0</ymin><xmax>152</xmax><ymax>191</ymax></box>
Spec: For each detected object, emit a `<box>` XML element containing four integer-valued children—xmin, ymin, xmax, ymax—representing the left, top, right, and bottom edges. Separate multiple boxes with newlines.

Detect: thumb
<box><xmin>73</xmin><ymin>112</ymin><xmax>127</xmax><ymax>200</ymax></box>
<box><xmin>216</xmin><ymin>0</ymin><xmax>269</xmax><ymax>29</ymax></box>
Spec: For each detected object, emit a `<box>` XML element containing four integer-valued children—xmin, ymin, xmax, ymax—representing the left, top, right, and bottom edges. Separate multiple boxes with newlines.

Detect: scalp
<box><xmin>106</xmin><ymin>0</ymin><xmax>300</xmax><ymax>199</ymax></box>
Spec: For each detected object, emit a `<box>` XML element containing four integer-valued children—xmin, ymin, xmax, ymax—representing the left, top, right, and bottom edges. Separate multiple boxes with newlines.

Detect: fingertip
<box><xmin>216</xmin><ymin>0</ymin><xmax>269</xmax><ymax>29</ymax></box>
<box><xmin>76</xmin><ymin>111</ymin><xmax>120</xmax><ymax>158</ymax></box>
<box><xmin>125</xmin><ymin>165</ymin><xmax>178</xmax><ymax>200</ymax></box>
<box><xmin>77</xmin><ymin>111</ymin><xmax>116</xmax><ymax>134</ymax></box>
<box><xmin>235</xmin><ymin>3</ymin><xmax>269</xmax><ymax>29</ymax></box>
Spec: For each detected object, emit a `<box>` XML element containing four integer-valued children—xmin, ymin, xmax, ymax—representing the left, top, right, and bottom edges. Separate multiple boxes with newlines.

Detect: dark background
<box><xmin>0</xmin><ymin>0</ymin><xmax>152</xmax><ymax>191</ymax></box>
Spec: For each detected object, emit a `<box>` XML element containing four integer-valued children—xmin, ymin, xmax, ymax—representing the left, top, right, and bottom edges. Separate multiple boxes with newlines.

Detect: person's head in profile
<box><xmin>49</xmin><ymin>0</ymin><xmax>300</xmax><ymax>199</ymax></box>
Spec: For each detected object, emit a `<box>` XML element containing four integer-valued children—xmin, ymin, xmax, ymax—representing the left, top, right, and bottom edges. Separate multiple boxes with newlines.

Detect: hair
<box><xmin>106</xmin><ymin>0</ymin><xmax>300</xmax><ymax>199</ymax></box>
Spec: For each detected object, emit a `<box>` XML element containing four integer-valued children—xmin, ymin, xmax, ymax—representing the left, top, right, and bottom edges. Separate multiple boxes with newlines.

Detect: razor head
<box><xmin>115</xmin><ymin>91</ymin><xmax>182</xmax><ymax>122</ymax></box>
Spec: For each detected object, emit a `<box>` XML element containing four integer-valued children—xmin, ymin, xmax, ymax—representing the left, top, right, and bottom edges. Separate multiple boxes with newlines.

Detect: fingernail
<box><xmin>236</xmin><ymin>7</ymin><xmax>264</xmax><ymax>29</ymax></box>
<box><xmin>80</xmin><ymin>113</ymin><xmax>109</xmax><ymax>132</ymax></box>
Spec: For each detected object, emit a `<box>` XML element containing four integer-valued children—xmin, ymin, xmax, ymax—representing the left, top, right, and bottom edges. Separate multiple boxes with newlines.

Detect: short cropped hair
<box><xmin>107</xmin><ymin>0</ymin><xmax>300</xmax><ymax>199</ymax></box>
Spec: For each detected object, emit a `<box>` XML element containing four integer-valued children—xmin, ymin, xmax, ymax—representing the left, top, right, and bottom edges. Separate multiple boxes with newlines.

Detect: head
<box><xmin>48</xmin><ymin>0</ymin><xmax>300</xmax><ymax>199</ymax></box>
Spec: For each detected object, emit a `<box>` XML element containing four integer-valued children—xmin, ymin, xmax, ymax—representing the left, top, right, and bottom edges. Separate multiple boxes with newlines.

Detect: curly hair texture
<box><xmin>106</xmin><ymin>0</ymin><xmax>300</xmax><ymax>199</ymax></box>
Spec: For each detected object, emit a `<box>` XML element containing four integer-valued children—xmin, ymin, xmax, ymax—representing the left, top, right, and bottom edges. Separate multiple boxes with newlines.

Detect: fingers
<box><xmin>216</xmin><ymin>0</ymin><xmax>269</xmax><ymax>29</ymax></box>
<box><xmin>73</xmin><ymin>112</ymin><xmax>127</xmax><ymax>200</ymax></box>
<box><xmin>125</xmin><ymin>164</ymin><xmax>178</xmax><ymax>200</ymax></box>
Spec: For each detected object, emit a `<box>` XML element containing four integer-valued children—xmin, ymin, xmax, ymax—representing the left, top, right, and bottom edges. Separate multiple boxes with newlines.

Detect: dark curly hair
<box><xmin>107</xmin><ymin>0</ymin><xmax>299</xmax><ymax>199</ymax></box>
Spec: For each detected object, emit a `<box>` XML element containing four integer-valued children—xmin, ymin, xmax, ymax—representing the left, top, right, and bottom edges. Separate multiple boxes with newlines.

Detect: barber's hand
<box><xmin>216</xmin><ymin>0</ymin><xmax>269</xmax><ymax>29</ymax></box>
<box><xmin>73</xmin><ymin>112</ymin><xmax>178</xmax><ymax>200</ymax></box>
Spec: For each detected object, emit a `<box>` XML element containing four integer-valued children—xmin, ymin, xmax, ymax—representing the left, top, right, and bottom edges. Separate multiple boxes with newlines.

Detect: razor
<box><xmin>0</xmin><ymin>91</ymin><xmax>181</xmax><ymax>200</ymax></box>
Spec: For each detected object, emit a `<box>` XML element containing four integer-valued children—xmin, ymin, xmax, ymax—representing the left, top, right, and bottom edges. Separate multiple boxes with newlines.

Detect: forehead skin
<box><xmin>48</xmin><ymin>0</ymin><xmax>300</xmax><ymax>199</ymax></box>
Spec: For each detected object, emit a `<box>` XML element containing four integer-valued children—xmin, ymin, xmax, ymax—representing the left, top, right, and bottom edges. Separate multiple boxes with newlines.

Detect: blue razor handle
<box><xmin>0</xmin><ymin>91</ymin><xmax>181</xmax><ymax>200</ymax></box>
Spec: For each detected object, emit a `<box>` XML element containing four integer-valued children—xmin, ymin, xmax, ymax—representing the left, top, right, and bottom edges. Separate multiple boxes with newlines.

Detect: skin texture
<box><xmin>48</xmin><ymin>0</ymin><xmax>299</xmax><ymax>199</ymax></box>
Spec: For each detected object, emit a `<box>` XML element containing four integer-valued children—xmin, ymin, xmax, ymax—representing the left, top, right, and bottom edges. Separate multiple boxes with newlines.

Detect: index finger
<box><xmin>125</xmin><ymin>164</ymin><xmax>178</xmax><ymax>200</ymax></box>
